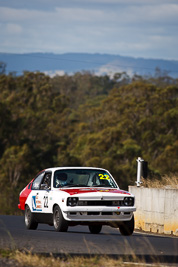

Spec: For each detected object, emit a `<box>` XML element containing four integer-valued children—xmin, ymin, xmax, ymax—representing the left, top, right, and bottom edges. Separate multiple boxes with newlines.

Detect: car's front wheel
<box><xmin>88</xmin><ymin>224</ymin><xmax>102</xmax><ymax>234</ymax></box>
<box><xmin>53</xmin><ymin>205</ymin><xmax>68</xmax><ymax>232</ymax></box>
<box><xmin>119</xmin><ymin>215</ymin><xmax>134</xmax><ymax>236</ymax></box>
<box><xmin>25</xmin><ymin>205</ymin><xmax>38</xmax><ymax>230</ymax></box>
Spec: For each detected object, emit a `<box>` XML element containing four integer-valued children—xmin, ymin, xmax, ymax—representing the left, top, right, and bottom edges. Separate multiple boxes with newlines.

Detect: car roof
<box><xmin>44</xmin><ymin>167</ymin><xmax>109</xmax><ymax>172</ymax></box>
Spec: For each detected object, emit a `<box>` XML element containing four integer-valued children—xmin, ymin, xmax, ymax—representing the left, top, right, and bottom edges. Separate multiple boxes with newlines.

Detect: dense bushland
<box><xmin>0</xmin><ymin>70</ymin><xmax>177</xmax><ymax>214</ymax></box>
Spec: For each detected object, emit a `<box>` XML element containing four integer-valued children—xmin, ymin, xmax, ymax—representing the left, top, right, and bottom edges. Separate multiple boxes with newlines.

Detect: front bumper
<box><xmin>62</xmin><ymin>206</ymin><xmax>136</xmax><ymax>222</ymax></box>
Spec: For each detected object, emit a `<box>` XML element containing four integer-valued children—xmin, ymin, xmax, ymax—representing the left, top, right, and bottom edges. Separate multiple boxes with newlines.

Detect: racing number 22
<box><xmin>44</xmin><ymin>196</ymin><xmax>48</xmax><ymax>208</ymax></box>
<box><xmin>99</xmin><ymin>174</ymin><xmax>110</xmax><ymax>180</ymax></box>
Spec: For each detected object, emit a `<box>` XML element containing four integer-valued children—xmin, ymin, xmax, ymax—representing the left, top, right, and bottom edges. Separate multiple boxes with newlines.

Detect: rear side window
<box><xmin>32</xmin><ymin>172</ymin><xmax>45</xmax><ymax>190</ymax></box>
<box><xmin>28</xmin><ymin>182</ymin><xmax>32</xmax><ymax>189</ymax></box>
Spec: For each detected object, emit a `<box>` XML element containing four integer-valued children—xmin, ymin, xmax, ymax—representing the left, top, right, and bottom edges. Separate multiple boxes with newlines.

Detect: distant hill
<box><xmin>0</xmin><ymin>52</ymin><xmax>178</xmax><ymax>77</ymax></box>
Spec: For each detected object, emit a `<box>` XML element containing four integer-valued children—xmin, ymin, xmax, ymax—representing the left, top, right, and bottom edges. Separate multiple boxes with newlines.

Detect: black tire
<box><xmin>88</xmin><ymin>224</ymin><xmax>102</xmax><ymax>234</ymax></box>
<box><xmin>119</xmin><ymin>215</ymin><xmax>134</xmax><ymax>236</ymax></box>
<box><xmin>53</xmin><ymin>205</ymin><xmax>68</xmax><ymax>232</ymax></box>
<box><xmin>25</xmin><ymin>205</ymin><xmax>38</xmax><ymax>230</ymax></box>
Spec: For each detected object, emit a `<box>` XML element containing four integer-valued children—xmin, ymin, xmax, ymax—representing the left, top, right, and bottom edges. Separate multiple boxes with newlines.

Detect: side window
<box><xmin>41</xmin><ymin>172</ymin><xmax>52</xmax><ymax>190</ymax></box>
<box><xmin>28</xmin><ymin>182</ymin><xmax>32</xmax><ymax>189</ymax></box>
<box><xmin>32</xmin><ymin>172</ymin><xmax>45</xmax><ymax>190</ymax></box>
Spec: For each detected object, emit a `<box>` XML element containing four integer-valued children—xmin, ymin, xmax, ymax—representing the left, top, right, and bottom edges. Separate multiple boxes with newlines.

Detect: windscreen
<box><xmin>53</xmin><ymin>169</ymin><xmax>117</xmax><ymax>188</ymax></box>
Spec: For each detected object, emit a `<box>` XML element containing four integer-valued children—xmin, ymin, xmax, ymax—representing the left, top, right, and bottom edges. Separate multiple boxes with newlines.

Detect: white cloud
<box><xmin>44</xmin><ymin>70</ymin><xmax>65</xmax><ymax>77</ymax></box>
<box><xmin>0</xmin><ymin>1</ymin><xmax>178</xmax><ymax>59</ymax></box>
<box><xmin>6</xmin><ymin>23</ymin><xmax>23</xmax><ymax>34</ymax></box>
<box><xmin>0</xmin><ymin>7</ymin><xmax>49</xmax><ymax>22</ymax></box>
<box><xmin>56</xmin><ymin>7</ymin><xmax>105</xmax><ymax>22</ymax></box>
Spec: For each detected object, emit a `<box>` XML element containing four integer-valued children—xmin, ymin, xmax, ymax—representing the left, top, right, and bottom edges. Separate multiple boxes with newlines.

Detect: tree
<box><xmin>0</xmin><ymin>62</ymin><xmax>6</xmax><ymax>74</ymax></box>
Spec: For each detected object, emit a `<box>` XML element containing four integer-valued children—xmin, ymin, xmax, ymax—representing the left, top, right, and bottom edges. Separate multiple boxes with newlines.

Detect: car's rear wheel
<box><xmin>53</xmin><ymin>205</ymin><xmax>68</xmax><ymax>232</ymax></box>
<box><xmin>119</xmin><ymin>215</ymin><xmax>134</xmax><ymax>236</ymax></box>
<box><xmin>88</xmin><ymin>224</ymin><xmax>102</xmax><ymax>234</ymax></box>
<box><xmin>25</xmin><ymin>205</ymin><xmax>38</xmax><ymax>230</ymax></box>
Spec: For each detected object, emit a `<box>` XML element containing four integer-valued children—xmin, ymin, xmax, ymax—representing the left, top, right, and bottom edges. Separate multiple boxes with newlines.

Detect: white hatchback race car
<box><xmin>18</xmin><ymin>167</ymin><xmax>136</xmax><ymax>235</ymax></box>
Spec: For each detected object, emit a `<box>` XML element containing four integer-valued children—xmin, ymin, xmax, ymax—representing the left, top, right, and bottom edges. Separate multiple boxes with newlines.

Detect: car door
<box><xmin>40</xmin><ymin>172</ymin><xmax>52</xmax><ymax>213</ymax></box>
<box><xmin>30</xmin><ymin>171</ymin><xmax>45</xmax><ymax>212</ymax></box>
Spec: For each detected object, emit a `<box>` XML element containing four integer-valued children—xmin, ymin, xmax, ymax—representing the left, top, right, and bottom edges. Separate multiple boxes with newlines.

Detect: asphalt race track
<box><xmin>0</xmin><ymin>215</ymin><xmax>177</xmax><ymax>264</ymax></box>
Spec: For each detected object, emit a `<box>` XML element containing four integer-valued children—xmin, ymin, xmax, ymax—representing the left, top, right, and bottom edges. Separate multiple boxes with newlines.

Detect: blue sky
<box><xmin>0</xmin><ymin>0</ymin><xmax>178</xmax><ymax>59</ymax></box>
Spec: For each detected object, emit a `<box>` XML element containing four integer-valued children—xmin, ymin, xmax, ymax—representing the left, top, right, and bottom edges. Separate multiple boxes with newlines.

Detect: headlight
<box><xmin>124</xmin><ymin>197</ymin><xmax>134</xmax><ymax>206</ymax></box>
<box><xmin>67</xmin><ymin>197</ymin><xmax>78</xmax><ymax>206</ymax></box>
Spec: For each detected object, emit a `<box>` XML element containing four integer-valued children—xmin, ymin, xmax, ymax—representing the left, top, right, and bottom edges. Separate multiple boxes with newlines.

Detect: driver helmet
<box><xmin>55</xmin><ymin>172</ymin><xmax>68</xmax><ymax>187</ymax></box>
